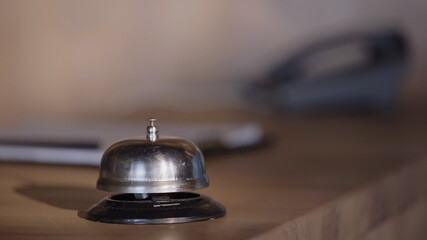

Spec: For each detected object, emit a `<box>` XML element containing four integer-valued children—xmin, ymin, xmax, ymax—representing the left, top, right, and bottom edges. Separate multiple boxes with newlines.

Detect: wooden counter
<box><xmin>0</xmin><ymin>112</ymin><xmax>426</xmax><ymax>239</ymax></box>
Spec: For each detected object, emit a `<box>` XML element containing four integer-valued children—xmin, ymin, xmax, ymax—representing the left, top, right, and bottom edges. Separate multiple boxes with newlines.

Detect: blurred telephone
<box><xmin>247</xmin><ymin>30</ymin><xmax>407</xmax><ymax>113</ymax></box>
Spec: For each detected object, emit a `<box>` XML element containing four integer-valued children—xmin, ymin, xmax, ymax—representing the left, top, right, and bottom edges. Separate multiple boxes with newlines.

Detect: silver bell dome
<box><xmin>96</xmin><ymin>118</ymin><xmax>209</xmax><ymax>193</ymax></box>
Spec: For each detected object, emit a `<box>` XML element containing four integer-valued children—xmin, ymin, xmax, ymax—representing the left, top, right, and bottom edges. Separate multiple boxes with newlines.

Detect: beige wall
<box><xmin>1</xmin><ymin>0</ymin><xmax>426</xmax><ymax>121</ymax></box>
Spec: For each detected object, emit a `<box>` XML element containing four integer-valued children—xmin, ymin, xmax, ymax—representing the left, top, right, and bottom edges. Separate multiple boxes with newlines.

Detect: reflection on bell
<box><xmin>85</xmin><ymin>118</ymin><xmax>226</xmax><ymax>224</ymax></box>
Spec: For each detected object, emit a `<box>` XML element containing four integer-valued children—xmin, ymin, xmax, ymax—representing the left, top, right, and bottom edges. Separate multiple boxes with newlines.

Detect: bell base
<box><xmin>85</xmin><ymin>192</ymin><xmax>226</xmax><ymax>224</ymax></box>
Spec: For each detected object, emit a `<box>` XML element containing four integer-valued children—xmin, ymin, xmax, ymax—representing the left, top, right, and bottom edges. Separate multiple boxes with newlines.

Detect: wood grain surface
<box><xmin>0</xmin><ymin>111</ymin><xmax>426</xmax><ymax>240</ymax></box>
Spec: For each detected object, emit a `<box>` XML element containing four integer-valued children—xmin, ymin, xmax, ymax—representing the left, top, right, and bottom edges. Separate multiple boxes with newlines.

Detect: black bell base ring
<box><xmin>85</xmin><ymin>192</ymin><xmax>226</xmax><ymax>224</ymax></box>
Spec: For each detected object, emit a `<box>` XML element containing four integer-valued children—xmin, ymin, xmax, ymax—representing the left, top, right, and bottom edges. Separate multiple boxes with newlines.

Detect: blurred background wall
<box><xmin>0</xmin><ymin>0</ymin><xmax>426</xmax><ymax>121</ymax></box>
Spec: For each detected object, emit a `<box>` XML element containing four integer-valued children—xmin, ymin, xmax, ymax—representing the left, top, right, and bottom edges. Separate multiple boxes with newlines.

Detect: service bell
<box><xmin>85</xmin><ymin>118</ymin><xmax>226</xmax><ymax>224</ymax></box>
